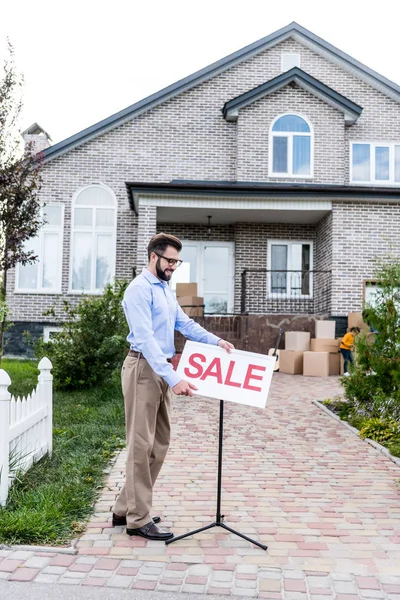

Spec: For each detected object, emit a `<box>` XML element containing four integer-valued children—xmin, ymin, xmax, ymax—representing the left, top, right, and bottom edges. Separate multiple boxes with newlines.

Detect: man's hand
<box><xmin>218</xmin><ymin>339</ymin><xmax>235</xmax><ymax>353</ymax></box>
<box><xmin>172</xmin><ymin>380</ymin><xmax>198</xmax><ymax>396</ymax></box>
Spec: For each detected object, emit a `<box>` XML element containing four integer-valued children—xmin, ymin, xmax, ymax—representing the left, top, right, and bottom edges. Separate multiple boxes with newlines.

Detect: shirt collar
<box><xmin>142</xmin><ymin>267</ymin><xmax>165</xmax><ymax>285</ymax></box>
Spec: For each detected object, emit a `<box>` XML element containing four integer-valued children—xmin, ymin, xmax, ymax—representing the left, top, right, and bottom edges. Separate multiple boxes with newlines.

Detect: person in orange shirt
<box><xmin>340</xmin><ymin>327</ymin><xmax>360</xmax><ymax>376</ymax></box>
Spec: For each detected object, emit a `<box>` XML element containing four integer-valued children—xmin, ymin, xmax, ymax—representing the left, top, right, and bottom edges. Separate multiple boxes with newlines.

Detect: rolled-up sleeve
<box><xmin>175</xmin><ymin>304</ymin><xmax>220</xmax><ymax>346</ymax></box>
<box><xmin>123</xmin><ymin>285</ymin><xmax>181</xmax><ymax>388</ymax></box>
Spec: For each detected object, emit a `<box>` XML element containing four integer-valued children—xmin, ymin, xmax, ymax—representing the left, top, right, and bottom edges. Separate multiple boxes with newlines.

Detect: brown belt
<box><xmin>129</xmin><ymin>350</ymin><xmax>172</xmax><ymax>363</ymax></box>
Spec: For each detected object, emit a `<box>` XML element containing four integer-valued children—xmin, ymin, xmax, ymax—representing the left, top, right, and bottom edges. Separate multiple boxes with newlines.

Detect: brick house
<box><xmin>6</xmin><ymin>22</ymin><xmax>400</xmax><ymax>355</ymax></box>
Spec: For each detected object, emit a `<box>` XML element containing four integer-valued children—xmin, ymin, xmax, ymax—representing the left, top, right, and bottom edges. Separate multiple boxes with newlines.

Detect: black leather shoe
<box><xmin>112</xmin><ymin>513</ymin><xmax>161</xmax><ymax>527</ymax></box>
<box><xmin>126</xmin><ymin>521</ymin><xmax>174</xmax><ymax>540</ymax></box>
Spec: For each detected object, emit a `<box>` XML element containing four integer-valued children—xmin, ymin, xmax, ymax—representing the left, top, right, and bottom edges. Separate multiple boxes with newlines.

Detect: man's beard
<box><xmin>156</xmin><ymin>258</ymin><xmax>173</xmax><ymax>282</ymax></box>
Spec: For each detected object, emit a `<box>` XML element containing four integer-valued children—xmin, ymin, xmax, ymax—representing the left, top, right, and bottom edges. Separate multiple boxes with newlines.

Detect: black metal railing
<box><xmin>241</xmin><ymin>269</ymin><xmax>332</xmax><ymax>314</ymax></box>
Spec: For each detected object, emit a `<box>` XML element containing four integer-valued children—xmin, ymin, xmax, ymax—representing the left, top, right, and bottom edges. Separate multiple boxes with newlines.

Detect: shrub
<box><xmin>359</xmin><ymin>417</ymin><xmax>400</xmax><ymax>443</ymax></box>
<box><xmin>341</xmin><ymin>256</ymin><xmax>400</xmax><ymax>422</ymax></box>
<box><xmin>35</xmin><ymin>281</ymin><xmax>129</xmax><ymax>390</ymax></box>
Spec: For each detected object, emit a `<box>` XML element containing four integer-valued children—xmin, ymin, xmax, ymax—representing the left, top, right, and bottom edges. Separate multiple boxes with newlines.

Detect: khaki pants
<box><xmin>113</xmin><ymin>355</ymin><xmax>171</xmax><ymax>528</ymax></box>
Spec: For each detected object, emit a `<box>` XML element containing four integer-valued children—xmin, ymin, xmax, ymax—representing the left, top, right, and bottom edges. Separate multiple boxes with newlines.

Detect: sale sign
<box><xmin>176</xmin><ymin>341</ymin><xmax>276</xmax><ymax>408</ymax></box>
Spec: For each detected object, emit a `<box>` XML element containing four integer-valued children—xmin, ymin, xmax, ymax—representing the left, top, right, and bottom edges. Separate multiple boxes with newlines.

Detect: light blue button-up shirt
<box><xmin>122</xmin><ymin>268</ymin><xmax>220</xmax><ymax>388</ymax></box>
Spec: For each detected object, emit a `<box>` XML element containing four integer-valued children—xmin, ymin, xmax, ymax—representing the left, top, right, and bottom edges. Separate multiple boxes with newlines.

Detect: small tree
<box><xmin>35</xmin><ymin>281</ymin><xmax>129</xmax><ymax>390</ymax></box>
<box><xmin>342</xmin><ymin>256</ymin><xmax>400</xmax><ymax>421</ymax></box>
<box><xmin>0</xmin><ymin>41</ymin><xmax>43</xmax><ymax>359</ymax></box>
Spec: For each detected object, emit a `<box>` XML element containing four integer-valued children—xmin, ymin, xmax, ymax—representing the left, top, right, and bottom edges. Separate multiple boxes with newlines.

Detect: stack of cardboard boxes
<box><xmin>303</xmin><ymin>320</ymin><xmax>340</xmax><ymax>376</ymax></box>
<box><xmin>176</xmin><ymin>283</ymin><xmax>204</xmax><ymax>317</ymax></box>
<box><xmin>279</xmin><ymin>332</ymin><xmax>310</xmax><ymax>375</ymax></box>
<box><xmin>279</xmin><ymin>320</ymin><xmax>340</xmax><ymax>376</ymax></box>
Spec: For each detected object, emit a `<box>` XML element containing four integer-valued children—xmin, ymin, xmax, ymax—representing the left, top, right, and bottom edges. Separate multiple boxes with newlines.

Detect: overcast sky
<box><xmin>2</xmin><ymin>0</ymin><xmax>399</xmax><ymax>145</ymax></box>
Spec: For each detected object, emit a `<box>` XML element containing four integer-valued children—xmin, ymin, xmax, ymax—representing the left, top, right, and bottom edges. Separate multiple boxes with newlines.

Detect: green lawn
<box><xmin>0</xmin><ymin>359</ymin><xmax>126</xmax><ymax>545</ymax></box>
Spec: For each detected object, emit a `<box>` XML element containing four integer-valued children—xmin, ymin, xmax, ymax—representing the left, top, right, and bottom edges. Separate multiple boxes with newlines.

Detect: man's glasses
<box><xmin>154</xmin><ymin>252</ymin><xmax>183</xmax><ymax>267</ymax></box>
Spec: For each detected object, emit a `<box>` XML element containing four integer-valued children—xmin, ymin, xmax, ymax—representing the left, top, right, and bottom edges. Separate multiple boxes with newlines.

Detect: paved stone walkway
<box><xmin>1</xmin><ymin>373</ymin><xmax>400</xmax><ymax>598</ymax></box>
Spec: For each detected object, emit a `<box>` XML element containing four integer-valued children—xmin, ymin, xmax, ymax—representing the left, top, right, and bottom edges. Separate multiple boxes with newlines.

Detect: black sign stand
<box><xmin>166</xmin><ymin>399</ymin><xmax>268</xmax><ymax>551</ymax></box>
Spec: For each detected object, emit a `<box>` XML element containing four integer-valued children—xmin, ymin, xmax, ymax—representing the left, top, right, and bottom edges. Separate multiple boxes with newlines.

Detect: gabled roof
<box><xmin>42</xmin><ymin>22</ymin><xmax>400</xmax><ymax>163</ymax></box>
<box><xmin>22</xmin><ymin>122</ymin><xmax>52</xmax><ymax>140</ymax></box>
<box><xmin>222</xmin><ymin>67</ymin><xmax>363</xmax><ymax>125</ymax></box>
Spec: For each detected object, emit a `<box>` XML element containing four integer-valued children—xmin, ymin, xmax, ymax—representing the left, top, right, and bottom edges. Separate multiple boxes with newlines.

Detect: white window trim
<box><xmin>267</xmin><ymin>239</ymin><xmax>314</xmax><ymax>299</ymax></box>
<box><xmin>281</xmin><ymin>52</ymin><xmax>301</xmax><ymax>71</ymax></box>
<box><xmin>68</xmin><ymin>183</ymin><xmax>117</xmax><ymax>295</ymax></box>
<box><xmin>15</xmin><ymin>203</ymin><xmax>65</xmax><ymax>294</ymax></box>
<box><xmin>43</xmin><ymin>326</ymin><xmax>63</xmax><ymax>342</ymax></box>
<box><xmin>173</xmin><ymin>240</ymin><xmax>235</xmax><ymax>314</ymax></box>
<box><xmin>268</xmin><ymin>113</ymin><xmax>314</xmax><ymax>179</ymax></box>
<box><xmin>350</xmin><ymin>140</ymin><xmax>400</xmax><ymax>185</ymax></box>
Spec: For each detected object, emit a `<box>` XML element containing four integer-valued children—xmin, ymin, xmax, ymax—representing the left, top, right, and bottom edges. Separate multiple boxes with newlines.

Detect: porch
<box><xmin>128</xmin><ymin>180</ymin><xmax>335</xmax><ymax>321</ymax></box>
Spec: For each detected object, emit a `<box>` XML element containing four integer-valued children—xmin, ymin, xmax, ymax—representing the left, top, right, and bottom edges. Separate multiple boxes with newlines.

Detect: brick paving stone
<box><xmin>69</xmin><ymin>562</ymin><xmax>94</xmax><ymax>572</ymax></box>
<box><xmin>49</xmin><ymin>555</ymin><xmax>76</xmax><ymax>567</ymax></box>
<box><xmin>95</xmin><ymin>558</ymin><xmax>121</xmax><ymax>570</ymax></box>
<box><xmin>9</xmin><ymin>568</ymin><xmax>40</xmax><ymax>582</ymax></box>
<box><xmin>57</xmin><ymin>577</ymin><xmax>82</xmax><ymax>585</ymax></box>
<box><xmin>106</xmin><ymin>574</ymin><xmax>134</xmax><ymax>587</ymax></box>
<box><xmin>259</xmin><ymin>579</ymin><xmax>282</xmax><ymax>592</ymax></box>
<box><xmin>116</xmin><ymin>567</ymin><xmax>139</xmax><ymax>576</ymax></box>
<box><xmin>0</xmin><ymin>559</ymin><xmax>23</xmax><ymax>572</ymax></box>
<box><xmin>284</xmin><ymin>579</ymin><xmax>307</xmax><ymax>592</ymax></box>
<box><xmin>181</xmin><ymin>583</ymin><xmax>207</xmax><ymax>593</ymax></box>
<box><xmin>7</xmin><ymin>551</ymin><xmax>34</xmax><ymax>560</ymax></box>
<box><xmin>356</xmin><ymin>576</ymin><xmax>381</xmax><ymax>590</ymax></box>
<box><xmin>207</xmin><ymin>587</ymin><xmax>232</xmax><ymax>595</ymax></box>
<box><xmin>333</xmin><ymin>582</ymin><xmax>359</xmax><ymax>594</ymax></box>
<box><xmin>41</xmin><ymin>566</ymin><xmax>67</xmax><ymax>575</ymax></box>
<box><xmin>82</xmin><ymin>576</ymin><xmax>107</xmax><ymax>586</ymax></box>
<box><xmin>160</xmin><ymin>577</ymin><xmax>184</xmax><ymax>585</ymax></box>
<box><xmin>23</xmin><ymin>556</ymin><xmax>51</xmax><ymax>569</ymax></box>
<box><xmin>132</xmin><ymin>580</ymin><xmax>157</xmax><ymax>589</ymax></box>
<box><xmin>33</xmin><ymin>574</ymin><xmax>60</xmax><ymax>584</ymax></box>
<box><xmin>0</xmin><ymin>572</ymin><xmax>10</xmax><ymax>580</ymax></box>
<box><xmin>62</xmin><ymin>571</ymin><xmax>86</xmax><ymax>579</ymax></box>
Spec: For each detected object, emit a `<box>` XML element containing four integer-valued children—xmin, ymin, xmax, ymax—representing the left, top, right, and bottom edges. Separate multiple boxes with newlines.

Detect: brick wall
<box><xmin>331</xmin><ymin>201</ymin><xmax>400</xmax><ymax>315</ymax></box>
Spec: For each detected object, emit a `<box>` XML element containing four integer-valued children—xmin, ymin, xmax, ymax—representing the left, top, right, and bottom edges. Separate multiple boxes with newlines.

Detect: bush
<box><xmin>359</xmin><ymin>417</ymin><xmax>400</xmax><ymax>443</ymax></box>
<box><xmin>341</xmin><ymin>256</ymin><xmax>400</xmax><ymax>422</ymax></box>
<box><xmin>35</xmin><ymin>281</ymin><xmax>129</xmax><ymax>390</ymax></box>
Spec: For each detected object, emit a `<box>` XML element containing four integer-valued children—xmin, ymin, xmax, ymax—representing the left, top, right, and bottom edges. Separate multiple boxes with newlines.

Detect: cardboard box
<box><xmin>310</xmin><ymin>338</ymin><xmax>340</xmax><ymax>353</ymax></box>
<box><xmin>315</xmin><ymin>320</ymin><xmax>336</xmax><ymax>339</ymax></box>
<box><xmin>176</xmin><ymin>282</ymin><xmax>198</xmax><ymax>297</ymax></box>
<box><xmin>279</xmin><ymin>350</ymin><xmax>304</xmax><ymax>375</ymax></box>
<box><xmin>303</xmin><ymin>351</ymin><xmax>340</xmax><ymax>377</ymax></box>
<box><xmin>178</xmin><ymin>295</ymin><xmax>204</xmax><ymax>317</ymax></box>
<box><xmin>182</xmin><ymin>306</ymin><xmax>204</xmax><ymax>317</ymax></box>
<box><xmin>177</xmin><ymin>295</ymin><xmax>204</xmax><ymax>307</ymax></box>
<box><xmin>285</xmin><ymin>331</ymin><xmax>310</xmax><ymax>351</ymax></box>
<box><xmin>348</xmin><ymin>312</ymin><xmax>369</xmax><ymax>330</ymax></box>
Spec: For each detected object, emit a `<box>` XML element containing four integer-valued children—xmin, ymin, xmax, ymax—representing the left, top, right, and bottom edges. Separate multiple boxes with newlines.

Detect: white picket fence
<box><xmin>0</xmin><ymin>357</ymin><xmax>53</xmax><ymax>506</ymax></box>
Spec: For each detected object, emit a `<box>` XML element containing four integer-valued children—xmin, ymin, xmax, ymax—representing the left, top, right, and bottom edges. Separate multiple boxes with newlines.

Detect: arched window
<box><xmin>70</xmin><ymin>184</ymin><xmax>116</xmax><ymax>293</ymax></box>
<box><xmin>270</xmin><ymin>114</ymin><xmax>313</xmax><ymax>177</ymax></box>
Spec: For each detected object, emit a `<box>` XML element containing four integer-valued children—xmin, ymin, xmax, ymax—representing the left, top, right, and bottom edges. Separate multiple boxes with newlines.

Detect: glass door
<box><xmin>171</xmin><ymin>241</ymin><xmax>234</xmax><ymax>313</ymax></box>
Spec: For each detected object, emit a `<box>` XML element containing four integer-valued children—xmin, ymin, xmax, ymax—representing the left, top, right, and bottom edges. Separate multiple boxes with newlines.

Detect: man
<box><xmin>113</xmin><ymin>233</ymin><xmax>234</xmax><ymax>541</ymax></box>
<box><xmin>340</xmin><ymin>326</ymin><xmax>360</xmax><ymax>376</ymax></box>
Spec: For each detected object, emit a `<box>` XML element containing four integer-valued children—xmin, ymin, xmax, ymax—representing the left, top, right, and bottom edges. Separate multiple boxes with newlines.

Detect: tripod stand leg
<box><xmin>220</xmin><ymin>523</ymin><xmax>268</xmax><ymax>551</ymax></box>
<box><xmin>165</xmin><ymin>522</ymin><xmax>217</xmax><ymax>545</ymax></box>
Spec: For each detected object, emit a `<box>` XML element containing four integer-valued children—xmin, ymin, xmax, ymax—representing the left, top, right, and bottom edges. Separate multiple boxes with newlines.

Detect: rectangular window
<box><xmin>351</xmin><ymin>142</ymin><xmax>400</xmax><ymax>184</ymax></box>
<box><xmin>272</xmin><ymin>137</ymin><xmax>288</xmax><ymax>173</ymax></box>
<box><xmin>268</xmin><ymin>240</ymin><xmax>313</xmax><ymax>298</ymax></box>
<box><xmin>16</xmin><ymin>204</ymin><xmax>64</xmax><ymax>293</ymax></box>
<box><xmin>293</xmin><ymin>136</ymin><xmax>311</xmax><ymax>175</ymax></box>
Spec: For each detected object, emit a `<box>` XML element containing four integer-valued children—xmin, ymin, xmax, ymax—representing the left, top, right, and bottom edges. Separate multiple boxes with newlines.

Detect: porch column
<box><xmin>136</xmin><ymin>204</ymin><xmax>157</xmax><ymax>271</ymax></box>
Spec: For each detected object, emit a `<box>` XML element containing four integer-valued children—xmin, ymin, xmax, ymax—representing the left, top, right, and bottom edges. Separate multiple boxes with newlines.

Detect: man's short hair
<box><xmin>147</xmin><ymin>233</ymin><xmax>182</xmax><ymax>260</ymax></box>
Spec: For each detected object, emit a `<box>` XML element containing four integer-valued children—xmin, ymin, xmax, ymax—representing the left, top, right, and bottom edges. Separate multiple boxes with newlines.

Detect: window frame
<box><xmin>15</xmin><ymin>203</ymin><xmax>65</xmax><ymax>294</ymax></box>
<box><xmin>350</xmin><ymin>140</ymin><xmax>400</xmax><ymax>185</ymax></box>
<box><xmin>43</xmin><ymin>326</ymin><xmax>63</xmax><ymax>342</ymax></box>
<box><xmin>267</xmin><ymin>239</ymin><xmax>314</xmax><ymax>299</ymax></box>
<box><xmin>269</xmin><ymin>113</ymin><xmax>314</xmax><ymax>179</ymax></box>
<box><xmin>68</xmin><ymin>183</ymin><xmax>117</xmax><ymax>295</ymax></box>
